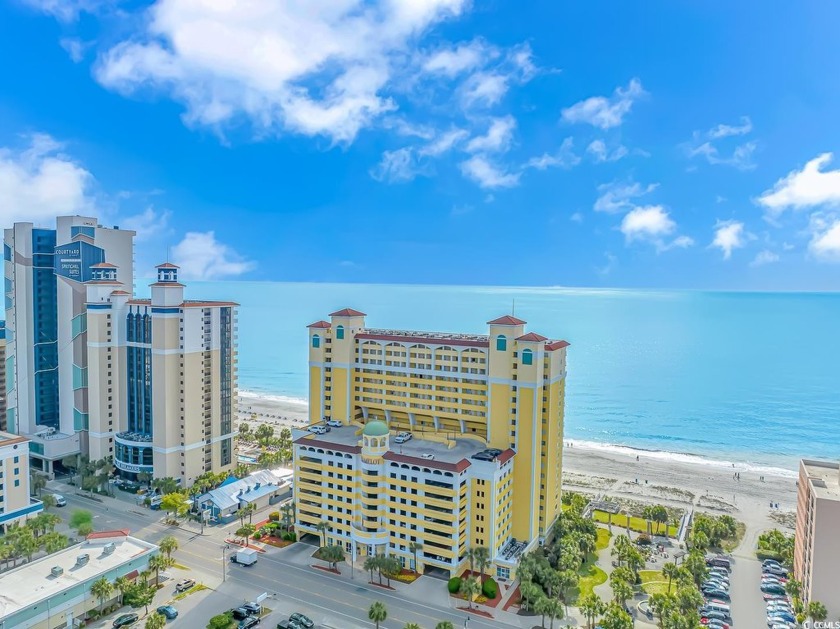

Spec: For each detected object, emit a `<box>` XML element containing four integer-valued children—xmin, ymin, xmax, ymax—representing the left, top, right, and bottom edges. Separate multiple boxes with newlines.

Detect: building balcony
<box><xmin>115</xmin><ymin>431</ymin><xmax>153</xmax><ymax>448</ymax></box>
<box><xmin>350</xmin><ymin>522</ymin><xmax>389</xmax><ymax>544</ymax></box>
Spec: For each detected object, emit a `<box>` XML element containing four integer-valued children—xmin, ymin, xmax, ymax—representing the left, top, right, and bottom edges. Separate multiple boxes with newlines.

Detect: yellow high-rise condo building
<box><xmin>293</xmin><ymin>309</ymin><xmax>569</xmax><ymax>582</ymax></box>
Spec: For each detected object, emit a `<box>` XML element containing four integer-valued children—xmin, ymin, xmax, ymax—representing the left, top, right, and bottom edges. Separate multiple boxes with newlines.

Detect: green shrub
<box><xmin>269</xmin><ymin>511</ymin><xmax>280</xmax><ymax>522</ymax></box>
<box><xmin>287</xmin><ymin>532</ymin><xmax>296</xmax><ymax>542</ymax></box>
<box><xmin>637</xmin><ymin>533</ymin><xmax>652</xmax><ymax>545</ymax></box>
<box><xmin>448</xmin><ymin>577</ymin><xmax>462</xmax><ymax>594</ymax></box>
<box><xmin>482</xmin><ymin>577</ymin><xmax>498</xmax><ymax>599</ymax></box>
<box><xmin>253</xmin><ymin>531</ymin><xmax>263</xmax><ymax>540</ymax></box>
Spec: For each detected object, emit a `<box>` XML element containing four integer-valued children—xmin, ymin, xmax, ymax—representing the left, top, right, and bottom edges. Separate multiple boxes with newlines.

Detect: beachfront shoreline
<box><xmin>236</xmin><ymin>388</ymin><xmax>798</xmax><ymax>545</ymax></box>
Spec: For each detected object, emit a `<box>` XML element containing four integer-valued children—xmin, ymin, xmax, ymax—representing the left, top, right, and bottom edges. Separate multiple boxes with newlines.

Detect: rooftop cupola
<box><xmin>156</xmin><ymin>262</ymin><xmax>180</xmax><ymax>284</ymax></box>
<box><xmin>151</xmin><ymin>262</ymin><xmax>185</xmax><ymax>308</ymax></box>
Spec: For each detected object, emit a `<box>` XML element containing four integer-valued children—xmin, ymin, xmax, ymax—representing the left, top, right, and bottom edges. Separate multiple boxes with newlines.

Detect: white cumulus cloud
<box><xmin>757</xmin><ymin>153</ymin><xmax>840</xmax><ymax>216</ymax></box>
<box><xmin>171</xmin><ymin>231</ymin><xmax>255</xmax><ymax>280</ymax></box>
<box><xmin>95</xmin><ymin>0</ymin><xmax>470</xmax><ymax>144</ymax></box>
<box><xmin>0</xmin><ymin>133</ymin><xmax>94</xmax><ymax>226</ymax></box>
<box><xmin>20</xmin><ymin>0</ymin><xmax>102</xmax><ymax>22</ymax></box>
<box><xmin>709</xmin><ymin>116</ymin><xmax>753</xmax><ymax>139</ymax></box>
<box><xmin>459</xmin><ymin>155</ymin><xmax>520</xmax><ymax>189</ymax></box>
<box><xmin>524</xmin><ymin>138</ymin><xmax>580</xmax><ymax>170</ymax></box>
<box><xmin>561</xmin><ymin>78</ymin><xmax>646</xmax><ymax>130</ymax></box>
<box><xmin>465</xmin><ymin>116</ymin><xmax>516</xmax><ymax>153</ymax></box>
<box><xmin>711</xmin><ymin>220</ymin><xmax>747</xmax><ymax>260</ymax></box>
<box><xmin>586</xmin><ymin>139</ymin><xmax>628</xmax><ymax>163</ymax></box>
<box><xmin>750</xmin><ymin>250</ymin><xmax>780</xmax><ymax>267</ymax></box>
<box><xmin>422</xmin><ymin>39</ymin><xmax>495</xmax><ymax>77</ymax></box>
<box><xmin>121</xmin><ymin>206</ymin><xmax>172</xmax><ymax>241</ymax></box>
<box><xmin>621</xmin><ymin>205</ymin><xmax>675</xmax><ymax>241</ymax></box>
<box><xmin>808</xmin><ymin>216</ymin><xmax>840</xmax><ymax>262</ymax></box>
<box><xmin>594</xmin><ymin>180</ymin><xmax>657</xmax><ymax>214</ymax></box>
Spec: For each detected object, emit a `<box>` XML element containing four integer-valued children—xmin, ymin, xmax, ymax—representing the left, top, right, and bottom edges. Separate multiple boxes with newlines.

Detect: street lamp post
<box><xmin>222</xmin><ymin>544</ymin><xmax>230</xmax><ymax>582</ymax></box>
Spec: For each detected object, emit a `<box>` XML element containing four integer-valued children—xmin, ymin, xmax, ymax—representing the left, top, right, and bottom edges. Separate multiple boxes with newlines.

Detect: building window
<box><xmin>522</xmin><ymin>349</ymin><xmax>533</xmax><ymax>365</ymax></box>
<box><xmin>14</xmin><ymin>479</ymin><xmax>19</xmax><ymax>487</ymax></box>
<box><xmin>496</xmin><ymin>335</ymin><xmax>507</xmax><ymax>351</ymax></box>
<box><xmin>336</xmin><ymin>325</ymin><xmax>345</xmax><ymax>340</ymax></box>
<box><xmin>312</xmin><ymin>334</ymin><xmax>321</xmax><ymax>349</ymax></box>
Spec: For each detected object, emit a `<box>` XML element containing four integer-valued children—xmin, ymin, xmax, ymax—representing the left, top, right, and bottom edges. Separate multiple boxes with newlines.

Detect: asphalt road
<box><xmin>53</xmin><ymin>487</ymin><xmax>514</xmax><ymax>629</ymax></box>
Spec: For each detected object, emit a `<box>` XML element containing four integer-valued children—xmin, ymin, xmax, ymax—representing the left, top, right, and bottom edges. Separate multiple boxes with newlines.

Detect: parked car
<box><xmin>484</xmin><ymin>448</ymin><xmax>503</xmax><ymax>456</ymax></box>
<box><xmin>420</xmin><ymin>453</ymin><xmax>435</xmax><ymax>459</ymax></box>
<box><xmin>763</xmin><ymin>565</ymin><xmax>788</xmax><ymax>577</ymax></box>
<box><xmin>277</xmin><ymin>622</ymin><xmax>304</xmax><ymax>629</ymax></box>
<box><xmin>232</xmin><ymin>608</ymin><xmax>251</xmax><ymax>621</ymax></box>
<box><xmin>702</xmin><ymin>610</ymin><xmax>731</xmax><ymax>623</ymax></box>
<box><xmin>289</xmin><ymin>613</ymin><xmax>315</xmax><ymax>629</ymax></box>
<box><xmin>308</xmin><ymin>425</ymin><xmax>327</xmax><ymax>434</ymax></box>
<box><xmin>702</xmin><ymin>589</ymin><xmax>730</xmax><ymax>601</ymax></box>
<box><xmin>174</xmin><ymin>579</ymin><xmax>195</xmax><ymax>592</ymax></box>
<box><xmin>54</xmin><ymin>494</ymin><xmax>67</xmax><ymax>507</ymax></box>
<box><xmin>156</xmin><ymin>605</ymin><xmax>178</xmax><ymax>619</ymax></box>
<box><xmin>761</xmin><ymin>584</ymin><xmax>786</xmax><ymax>595</ymax></box>
<box><xmin>112</xmin><ymin>613</ymin><xmax>139</xmax><ymax>628</ymax></box>
<box><xmin>706</xmin><ymin>621</ymin><xmax>729</xmax><ymax>629</ymax></box>
<box><xmin>471</xmin><ymin>452</ymin><xmax>495</xmax><ymax>461</ymax></box>
<box><xmin>326</xmin><ymin>419</ymin><xmax>343</xmax><ymax>427</ymax></box>
<box><xmin>239</xmin><ymin>617</ymin><xmax>260</xmax><ymax>629</ymax></box>
<box><xmin>394</xmin><ymin>431</ymin><xmax>412</xmax><ymax>443</ymax></box>
<box><xmin>242</xmin><ymin>602</ymin><xmax>262</xmax><ymax>615</ymax></box>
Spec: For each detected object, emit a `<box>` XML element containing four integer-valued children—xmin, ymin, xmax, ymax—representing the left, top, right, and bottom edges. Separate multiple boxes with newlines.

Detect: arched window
<box><xmin>522</xmin><ymin>348</ymin><xmax>533</xmax><ymax>365</ymax></box>
<box><xmin>312</xmin><ymin>334</ymin><xmax>321</xmax><ymax>349</ymax></box>
<box><xmin>496</xmin><ymin>335</ymin><xmax>507</xmax><ymax>351</ymax></box>
<box><xmin>336</xmin><ymin>325</ymin><xmax>345</xmax><ymax>340</ymax></box>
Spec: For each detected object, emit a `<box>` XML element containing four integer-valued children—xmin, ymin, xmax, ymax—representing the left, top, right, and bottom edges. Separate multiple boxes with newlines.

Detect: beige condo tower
<box><xmin>85</xmin><ymin>263</ymin><xmax>237</xmax><ymax>484</ymax></box>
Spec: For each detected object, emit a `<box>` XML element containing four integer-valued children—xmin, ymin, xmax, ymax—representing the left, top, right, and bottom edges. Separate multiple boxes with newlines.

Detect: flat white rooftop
<box><xmin>802</xmin><ymin>459</ymin><xmax>840</xmax><ymax>500</ymax></box>
<box><xmin>0</xmin><ymin>531</ymin><xmax>156</xmax><ymax>620</ymax></box>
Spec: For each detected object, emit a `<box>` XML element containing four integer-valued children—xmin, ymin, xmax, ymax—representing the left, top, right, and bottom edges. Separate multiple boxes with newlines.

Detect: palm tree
<box><xmin>785</xmin><ymin>578</ymin><xmax>802</xmax><ymax>600</ymax></box>
<box><xmin>408</xmin><ymin>540</ymin><xmax>422</xmax><ymax>573</ymax></box>
<box><xmin>145</xmin><ymin>612</ymin><xmax>166</xmax><ymax>629</ymax></box>
<box><xmin>662</xmin><ymin>561</ymin><xmax>679</xmax><ymax>593</ymax></box>
<box><xmin>544</xmin><ymin>598</ymin><xmax>564</xmax><ymax>629</ymax></box>
<box><xmin>534</xmin><ymin>596</ymin><xmax>551</xmax><ymax>629</ymax></box>
<box><xmin>41</xmin><ymin>494</ymin><xmax>57</xmax><ymax>510</ymax></box>
<box><xmin>459</xmin><ymin>576</ymin><xmax>481</xmax><ymax>609</ymax></box>
<box><xmin>43</xmin><ymin>532</ymin><xmax>68</xmax><ymax>554</ymax></box>
<box><xmin>808</xmin><ymin>601</ymin><xmax>828</xmax><ymax>622</ymax></box>
<box><xmin>236</xmin><ymin>523</ymin><xmax>256</xmax><ymax>547</ymax></box>
<box><xmin>368</xmin><ymin>601</ymin><xmax>387</xmax><ymax>629</ymax></box>
<box><xmin>578</xmin><ymin>592</ymin><xmax>607</xmax><ymax>629</ymax></box>
<box><xmin>30</xmin><ymin>473</ymin><xmax>47</xmax><ymax>496</ymax></box>
<box><xmin>315</xmin><ymin>520</ymin><xmax>330</xmax><ymax>547</ymax></box>
<box><xmin>473</xmin><ymin>546</ymin><xmax>490</xmax><ymax>582</ymax></box>
<box><xmin>364</xmin><ymin>555</ymin><xmax>379</xmax><ymax>582</ymax></box>
<box><xmin>647</xmin><ymin>592</ymin><xmax>672</xmax><ymax>629</ymax></box>
<box><xmin>404</xmin><ymin>624</ymin><xmax>422</xmax><ymax>629</ymax></box>
<box><xmin>149</xmin><ymin>554</ymin><xmax>167</xmax><ymax>585</ymax></box>
<box><xmin>611</xmin><ymin>577</ymin><xmax>633</xmax><ymax>607</ymax></box>
<box><xmin>518</xmin><ymin>581</ymin><xmax>542</xmax><ymax>612</ymax></box>
<box><xmin>435</xmin><ymin>623</ymin><xmax>454</xmax><ymax>629</ymax></box>
<box><xmin>465</xmin><ymin>547</ymin><xmax>478</xmax><ymax>575</ymax></box>
<box><xmin>114</xmin><ymin>576</ymin><xmax>130</xmax><ymax>605</ymax></box>
<box><xmin>159</xmin><ymin>535</ymin><xmax>179</xmax><ymax>561</ymax></box>
<box><xmin>91</xmin><ymin>577</ymin><xmax>113</xmax><ymax>613</ymax></box>
<box><xmin>280</xmin><ymin>502</ymin><xmax>295</xmax><ymax>531</ymax></box>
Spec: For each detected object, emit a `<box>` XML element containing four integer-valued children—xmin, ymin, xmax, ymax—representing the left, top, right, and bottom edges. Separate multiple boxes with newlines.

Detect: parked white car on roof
<box><xmin>394</xmin><ymin>432</ymin><xmax>412</xmax><ymax>443</ymax></box>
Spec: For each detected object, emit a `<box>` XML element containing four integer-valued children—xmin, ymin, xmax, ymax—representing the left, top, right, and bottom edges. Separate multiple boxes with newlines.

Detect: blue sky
<box><xmin>2</xmin><ymin>1</ymin><xmax>840</xmax><ymax>289</ymax></box>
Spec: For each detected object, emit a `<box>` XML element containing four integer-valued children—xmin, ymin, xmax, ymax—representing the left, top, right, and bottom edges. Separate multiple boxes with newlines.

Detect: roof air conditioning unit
<box><xmin>75</xmin><ymin>554</ymin><xmax>90</xmax><ymax>567</ymax></box>
<box><xmin>103</xmin><ymin>543</ymin><xmax>116</xmax><ymax>555</ymax></box>
<box><xmin>50</xmin><ymin>566</ymin><xmax>64</xmax><ymax>577</ymax></box>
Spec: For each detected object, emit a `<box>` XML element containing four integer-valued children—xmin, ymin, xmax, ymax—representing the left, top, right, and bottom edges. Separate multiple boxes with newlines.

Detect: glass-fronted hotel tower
<box><xmin>4</xmin><ymin>216</ymin><xmax>237</xmax><ymax>484</ymax></box>
<box><xmin>294</xmin><ymin>309</ymin><xmax>569</xmax><ymax>581</ymax></box>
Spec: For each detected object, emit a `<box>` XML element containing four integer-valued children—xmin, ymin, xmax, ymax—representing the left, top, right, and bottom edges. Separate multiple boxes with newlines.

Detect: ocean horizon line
<box><xmin>138</xmin><ymin>277</ymin><xmax>840</xmax><ymax>296</ymax></box>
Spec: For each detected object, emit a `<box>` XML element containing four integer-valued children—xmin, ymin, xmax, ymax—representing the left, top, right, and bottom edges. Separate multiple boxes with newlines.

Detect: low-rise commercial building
<box><xmin>0</xmin><ymin>529</ymin><xmax>158</xmax><ymax>629</ymax></box>
<box><xmin>196</xmin><ymin>468</ymin><xmax>292</xmax><ymax>522</ymax></box>
<box><xmin>0</xmin><ymin>431</ymin><xmax>42</xmax><ymax>531</ymax></box>
<box><xmin>794</xmin><ymin>459</ymin><xmax>840</xmax><ymax>620</ymax></box>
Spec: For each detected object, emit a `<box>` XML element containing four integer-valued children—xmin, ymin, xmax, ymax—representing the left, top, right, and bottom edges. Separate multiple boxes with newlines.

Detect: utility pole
<box><xmin>222</xmin><ymin>543</ymin><xmax>230</xmax><ymax>582</ymax></box>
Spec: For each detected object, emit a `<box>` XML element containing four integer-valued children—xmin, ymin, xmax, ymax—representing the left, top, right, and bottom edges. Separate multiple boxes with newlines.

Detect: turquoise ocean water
<box><xmin>139</xmin><ymin>282</ymin><xmax>840</xmax><ymax>473</ymax></box>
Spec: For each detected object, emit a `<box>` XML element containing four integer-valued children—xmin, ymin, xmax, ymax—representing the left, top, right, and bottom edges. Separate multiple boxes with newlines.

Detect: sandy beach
<box><xmin>237</xmin><ymin>390</ymin><xmax>798</xmax><ymax>553</ymax></box>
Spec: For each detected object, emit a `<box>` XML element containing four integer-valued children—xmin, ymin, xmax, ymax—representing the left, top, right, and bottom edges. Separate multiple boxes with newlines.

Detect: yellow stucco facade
<box><xmin>295</xmin><ymin>310</ymin><xmax>568</xmax><ymax>582</ymax></box>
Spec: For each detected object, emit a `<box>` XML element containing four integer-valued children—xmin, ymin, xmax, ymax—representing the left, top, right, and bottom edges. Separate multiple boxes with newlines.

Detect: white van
<box><xmin>705</xmin><ymin>601</ymin><xmax>731</xmax><ymax>614</ymax></box>
<box><xmin>53</xmin><ymin>494</ymin><xmax>67</xmax><ymax>507</ymax></box>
